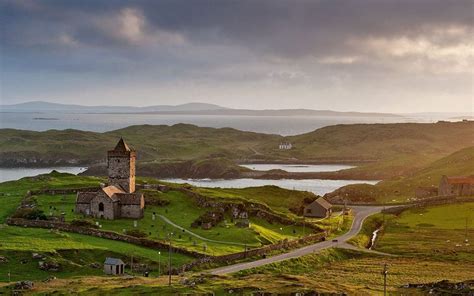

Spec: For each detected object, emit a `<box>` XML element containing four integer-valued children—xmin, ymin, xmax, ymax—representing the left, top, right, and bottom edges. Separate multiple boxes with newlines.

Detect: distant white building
<box><xmin>279</xmin><ymin>142</ymin><xmax>292</xmax><ymax>150</ymax></box>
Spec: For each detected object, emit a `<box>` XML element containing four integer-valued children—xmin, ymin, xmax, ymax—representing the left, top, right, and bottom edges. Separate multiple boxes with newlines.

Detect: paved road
<box><xmin>209</xmin><ymin>205</ymin><xmax>386</xmax><ymax>275</ymax></box>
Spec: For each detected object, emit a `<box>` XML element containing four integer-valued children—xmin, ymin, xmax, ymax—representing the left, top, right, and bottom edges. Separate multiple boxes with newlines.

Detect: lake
<box><xmin>0</xmin><ymin>112</ymin><xmax>441</xmax><ymax>136</ymax></box>
<box><xmin>0</xmin><ymin>167</ymin><xmax>87</xmax><ymax>183</ymax></box>
<box><xmin>239</xmin><ymin>163</ymin><xmax>354</xmax><ymax>172</ymax></box>
<box><xmin>162</xmin><ymin>178</ymin><xmax>378</xmax><ymax>196</ymax></box>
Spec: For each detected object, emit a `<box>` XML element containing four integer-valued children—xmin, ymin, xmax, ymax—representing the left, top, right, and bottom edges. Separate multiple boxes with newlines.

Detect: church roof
<box><xmin>113</xmin><ymin>138</ymin><xmax>131</xmax><ymax>152</ymax></box>
<box><xmin>101</xmin><ymin>185</ymin><xmax>125</xmax><ymax>199</ymax></box>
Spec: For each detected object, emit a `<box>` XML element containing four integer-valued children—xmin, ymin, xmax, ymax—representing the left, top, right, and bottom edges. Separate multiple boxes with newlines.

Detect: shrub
<box><xmin>12</xmin><ymin>208</ymin><xmax>47</xmax><ymax>220</ymax></box>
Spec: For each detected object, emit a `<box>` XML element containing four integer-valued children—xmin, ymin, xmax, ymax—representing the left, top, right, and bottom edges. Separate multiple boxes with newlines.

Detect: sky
<box><xmin>1</xmin><ymin>0</ymin><xmax>473</xmax><ymax>112</ymax></box>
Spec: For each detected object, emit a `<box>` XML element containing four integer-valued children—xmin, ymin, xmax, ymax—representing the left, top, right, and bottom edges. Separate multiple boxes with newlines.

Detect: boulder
<box><xmin>0</xmin><ymin>256</ymin><xmax>8</xmax><ymax>264</ymax></box>
<box><xmin>14</xmin><ymin>281</ymin><xmax>34</xmax><ymax>290</ymax></box>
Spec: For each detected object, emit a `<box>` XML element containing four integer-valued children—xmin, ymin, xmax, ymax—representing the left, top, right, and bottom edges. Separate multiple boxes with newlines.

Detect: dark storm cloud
<box><xmin>1</xmin><ymin>0</ymin><xmax>472</xmax><ymax>111</ymax></box>
<box><xmin>2</xmin><ymin>0</ymin><xmax>472</xmax><ymax>57</ymax></box>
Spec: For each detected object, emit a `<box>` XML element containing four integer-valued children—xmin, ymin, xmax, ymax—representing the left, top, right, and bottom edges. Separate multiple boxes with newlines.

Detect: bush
<box><xmin>125</xmin><ymin>229</ymin><xmax>148</xmax><ymax>238</ymax></box>
<box><xmin>12</xmin><ymin>208</ymin><xmax>47</xmax><ymax>220</ymax></box>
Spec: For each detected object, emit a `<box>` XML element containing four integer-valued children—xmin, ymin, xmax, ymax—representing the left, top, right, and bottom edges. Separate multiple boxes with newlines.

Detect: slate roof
<box><xmin>104</xmin><ymin>257</ymin><xmax>124</xmax><ymax>265</ymax></box>
<box><xmin>308</xmin><ymin>197</ymin><xmax>332</xmax><ymax>210</ymax></box>
<box><xmin>113</xmin><ymin>138</ymin><xmax>131</xmax><ymax>152</ymax></box>
<box><xmin>446</xmin><ymin>176</ymin><xmax>474</xmax><ymax>185</ymax></box>
<box><xmin>76</xmin><ymin>192</ymin><xmax>96</xmax><ymax>204</ymax></box>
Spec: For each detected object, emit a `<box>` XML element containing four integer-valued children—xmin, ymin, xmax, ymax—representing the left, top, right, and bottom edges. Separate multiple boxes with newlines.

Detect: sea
<box><xmin>0</xmin><ymin>112</ymin><xmax>458</xmax><ymax>136</ymax></box>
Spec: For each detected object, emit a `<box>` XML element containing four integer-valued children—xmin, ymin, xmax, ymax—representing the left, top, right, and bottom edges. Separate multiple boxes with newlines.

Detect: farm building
<box><xmin>75</xmin><ymin>138</ymin><xmax>145</xmax><ymax>220</ymax></box>
<box><xmin>104</xmin><ymin>257</ymin><xmax>125</xmax><ymax>275</ymax></box>
<box><xmin>304</xmin><ymin>197</ymin><xmax>332</xmax><ymax>218</ymax></box>
<box><xmin>439</xmin><ymin>175</ymin><xmax>474</xmax><ymax>197</ymax></box>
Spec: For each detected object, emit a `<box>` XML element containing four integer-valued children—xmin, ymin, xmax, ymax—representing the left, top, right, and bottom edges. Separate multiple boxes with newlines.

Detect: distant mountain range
<box><xmin>0</xmin><ymin>101</ymin><xmax>226</xmax><ymax>113</ymax></box>
<box><xmin>0</xmin><ymin>101</ymin><xmax>404</xmax><ymax>117</ymax></box>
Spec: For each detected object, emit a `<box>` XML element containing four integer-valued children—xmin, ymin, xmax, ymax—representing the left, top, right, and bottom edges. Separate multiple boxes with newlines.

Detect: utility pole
<box><xmin>466</xmin><ymin>217</ymin><xmax>469</xmax><ymax>243</ymax></box>
<box><xmin>303</xmin><ymin>217</ymin><xmax>305</xmax><ymax>237</ymax></box>
<box><xmin>158</xmin><ymin>251</ymin><xmax>161</xmax><ymax>277</ymax></box>
<box><xmin>382</xmin><ymin>263</ymin><xmax>388</xmax><ymax>296</ymax></box>
<box><xmin>168</xmin><ymin>232</ymin><xmax>173</xmax><ymax>286</ymax></box>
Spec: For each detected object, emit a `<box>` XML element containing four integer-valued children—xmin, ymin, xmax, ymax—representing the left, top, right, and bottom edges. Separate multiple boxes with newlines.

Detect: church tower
<box><xmin>107</xmin><ymin>138</ymin><xmax>136</xmax><ymax>193</ymax></box>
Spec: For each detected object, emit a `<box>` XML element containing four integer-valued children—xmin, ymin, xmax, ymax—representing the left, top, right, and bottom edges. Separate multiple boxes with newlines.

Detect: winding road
<box><xmin>209</xmin><ymin>205</ymin><xmax>387</xmax><ymax>275</ymax></box>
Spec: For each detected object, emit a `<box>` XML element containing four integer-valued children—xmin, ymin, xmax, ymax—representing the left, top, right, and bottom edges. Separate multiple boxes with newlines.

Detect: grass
<box><xmin>0</xmin><ymin>225</ymin><xmax>193</xmax><ymax>282</ymax></box>
<box><xmin>8</xmin><ymin>248</ymin><xmax>473</xmax><ymax>295</ymax></box>
<box><xmin>375</xmin><ymin>202</ymin><xmax>474</xmax><ymax>261</ymax></box>
<box><xmin>2</xmin><ymin>121</ymin><xmax>474</xmax><ymax>180</ymax></box>
<box><xmin>34</xmin><ymin>189</ymin><xmax>308</xmax><ymax>256</ymax></box>
<box><xmin>326</xmin><ymin>146</ymin><xmax>474</xmax><ymax>203</ymax></box>
<box><xmin>0</xmin><ymin>171</ymin><xmax>103</xmax><ymax>224</ymax></box>
<box><xmin>194</xmin><ymin>186</ymin><xmax>317</xmax><ymax>217</ymax></box>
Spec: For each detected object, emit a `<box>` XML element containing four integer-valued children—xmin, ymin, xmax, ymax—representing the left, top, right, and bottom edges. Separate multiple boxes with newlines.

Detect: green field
<box><xmin>375</xmin><ymin>203</ymin><xmax>474</xmax><ymax>261</ymax></box>
<box><xmin>2</xmin><ymin>172</ymin><xmax>314</xmax><ymax>258</ymax></box>
<box><xmin>0</xmin><ymin>225</ymin><xmax>193</xmax><ymax>282</ymax></box>
<box><xmin>34</xmin><ymin>189</ymin><xmax>308</xmax><ymax>256</ymax></box>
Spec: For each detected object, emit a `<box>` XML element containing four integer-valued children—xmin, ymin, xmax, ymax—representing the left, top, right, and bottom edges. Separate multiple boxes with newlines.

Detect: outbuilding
<box><xmin>104</xmin><ymin>257</ymin><xmax>125</xmax><ymax>275</ymax></box>
<box><xmin>304</xmin><ymin>197</ymin><xmax>332</xmax><ymax>218</ymax></box>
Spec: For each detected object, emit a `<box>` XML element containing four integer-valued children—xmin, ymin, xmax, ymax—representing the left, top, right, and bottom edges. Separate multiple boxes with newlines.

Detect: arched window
<box><xmin>99</xmin><ymin>202</ymin><xmax>104</xmax><ymax>212</ymax></box>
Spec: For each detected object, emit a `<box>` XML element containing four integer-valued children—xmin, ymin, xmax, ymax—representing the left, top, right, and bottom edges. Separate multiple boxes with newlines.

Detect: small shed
<box><xmin>304</xmin><ymin>197</ymin><xmax>332</xmax><ymax>218</ymax></box>
<box><xmin>104</xmin><ymin>257</ymin><xmax>125</xmax><ymax>275</ymax></box>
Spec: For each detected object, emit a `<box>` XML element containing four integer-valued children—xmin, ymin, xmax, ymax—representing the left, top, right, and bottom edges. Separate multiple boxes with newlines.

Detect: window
<box><xmin>306</xmin><ymin>209</ymin><xmax>312</xmax><ymax>213</ymax></box>
<box><xmin>99</xmin><ymin>202</ymin><xmax>104</xmax><ymax>212</ymax></box>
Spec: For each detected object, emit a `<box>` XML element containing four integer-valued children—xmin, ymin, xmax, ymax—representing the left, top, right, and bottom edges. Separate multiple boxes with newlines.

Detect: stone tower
<box><xmin>107</xmin><ymin>138</ymin><xmax>136</xmax><ymax>193</ymax></box>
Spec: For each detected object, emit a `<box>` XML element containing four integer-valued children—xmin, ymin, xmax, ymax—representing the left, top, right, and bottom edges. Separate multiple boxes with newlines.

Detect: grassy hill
<box><xmin>325</xmin><ymin>146</ymin><xmax>474</xmax><ymax>203</ymax></box>
<box><xmin>1</xmin><ymin>121</ymin><xmax>473</xmax><ymax>181</ymax></box>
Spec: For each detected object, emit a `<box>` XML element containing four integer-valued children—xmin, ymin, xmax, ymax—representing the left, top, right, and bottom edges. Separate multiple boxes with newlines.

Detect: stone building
<box><xmin>304</xmin><ymin>197</ymin><xmax>332</xmax><ymax>218</ymax></box>
<box><xmin>75</xmin><ymin>138</ymin><xmax>144</xmax><ymax>220</ymax></box>
<box><xmin>104</xmin><ymin>257</ymin><xmax>125</xmax><ymax>275</ymax></box>
<box><xmin>439</xmin><ymin>175</ymin><xmax>474</xmax><ymax>197</ymax></box>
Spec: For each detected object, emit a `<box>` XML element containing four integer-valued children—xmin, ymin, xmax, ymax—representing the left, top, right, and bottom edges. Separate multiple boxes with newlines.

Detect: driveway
<box><xmin>209</xmin><ymin>205</ymin><xmax>386</xmax><ymax>275</ymax></box>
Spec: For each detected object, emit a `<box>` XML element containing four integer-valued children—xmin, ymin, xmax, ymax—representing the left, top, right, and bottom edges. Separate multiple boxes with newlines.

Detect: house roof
<box><xmin>308</xmin><ymin>197</ymin><xmax>332</xmax><ymax>210</ymax></box>
<box><xmin>446</xmin><ymin>176</ymin><xmax>474</xmax><ymax>185</ymax></box>
<box><xmin>104</xmin><ymin>257</ymin><xmax>124</xmax><ymax>265</ymax></box>
<box><xmin>101</xmin><ymin>185</ymin><xmax>125</xmax><ymax>199</ymax></box>
<box><xmin>113</xmin><ymin>138</ymin><xmax>131</xmax><ymax>152</ymax></box>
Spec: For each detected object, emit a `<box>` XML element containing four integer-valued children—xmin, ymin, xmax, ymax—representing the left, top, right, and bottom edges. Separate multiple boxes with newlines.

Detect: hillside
<box><xmin>325</xmin><ymin>146</ymin><xmax>474</xmax><ymax>203</ymax></box>
<box><xmin>0</xmin><ymin>121</ymin><xmax>473</xmax><ymax>180</ymax></box>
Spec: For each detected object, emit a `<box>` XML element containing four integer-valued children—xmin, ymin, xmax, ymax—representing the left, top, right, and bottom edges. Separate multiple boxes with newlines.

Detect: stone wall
<box><xmin>6</xmin><ymin>218</ymin><xmax>203</xmax><ymax>259</ymax></box>
<box><xmin>120</xmin><ymin>204</ymin><xmax>144</xmax><ymax>219</ymax></box>
<box><xmin>174</xmin><ymin>232</ymin><xmax>327</xmax><ymax>273</ymax></box>
<box><xmin>30</xmin><ymin>187</ymin><xmax>100</xmax><ymax>196</ymax></box>
<box><xmin>177</xmin><ymin>188</ymin><xmax>322</xmax><ymax>232</ymax></box>
<box><xmin>6</xmin><ymin>217</ymin><xmax>326</xmax><ymax>275</ymax></box>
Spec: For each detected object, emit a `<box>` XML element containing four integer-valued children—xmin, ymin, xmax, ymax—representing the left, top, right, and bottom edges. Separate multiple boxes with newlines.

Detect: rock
<box><xmin>42</xmin><ymin>276</ymin><xmax>57</xmax><ymax>283</ymax></box>
<box><xmin>89</xmin><ymin>262</ymin><xmax>101</xmax><ymax>269</ymax></box>
<box><xmin>38</xmin><ymin>260</ymin><xmax>61</xmax><ymax>271</ymax></box>
<box><xmin>32</xmin><ymin>253</ymin><xmax>45</xmax><ymax>260</ymax></box>
<box><xmin>14</xmin><ymin>281</ymin><xmax>34</xmax><ymax>290</ymax></box>
<box><xmin>0</xmin><ymin>256</ymin><xmax>8</xmax><ymax>264</ymax></box>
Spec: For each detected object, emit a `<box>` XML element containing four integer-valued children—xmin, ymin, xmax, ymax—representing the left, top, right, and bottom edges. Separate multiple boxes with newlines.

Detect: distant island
<box><xmin>1</xmin><ymin>100</ymin><xmax>401</xmax><ymax>118</ymax></box>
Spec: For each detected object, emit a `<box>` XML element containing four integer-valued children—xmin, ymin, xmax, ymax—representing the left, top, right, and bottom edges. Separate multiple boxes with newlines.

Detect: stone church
<box><xmin>75</xmin><ymin>138</ymin><xmax>144</xmax><ymax>220</ymax></box>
